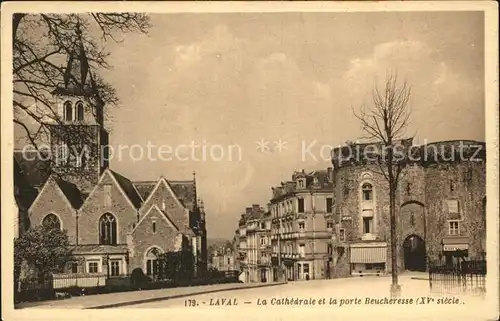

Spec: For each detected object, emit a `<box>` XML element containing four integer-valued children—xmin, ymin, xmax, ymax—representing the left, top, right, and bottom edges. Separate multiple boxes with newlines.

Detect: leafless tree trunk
<box><xmin>353</xmin><ymin>72</ymin><xmax>412</xmax><ymax>297</ymax></box>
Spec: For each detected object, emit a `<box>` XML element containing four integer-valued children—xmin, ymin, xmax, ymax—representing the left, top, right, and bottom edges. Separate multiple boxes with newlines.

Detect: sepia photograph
<box><xmin>1</xmin><ymin>1</ymin><xmax>498</xmax><ymax>321</ymax></box>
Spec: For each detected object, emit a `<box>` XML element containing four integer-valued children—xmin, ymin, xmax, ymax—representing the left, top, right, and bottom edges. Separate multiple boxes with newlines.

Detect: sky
<box><xmin>21</xmin><ymin>11</ymin><xmax>487</xmax><ymax>239</ymax></box>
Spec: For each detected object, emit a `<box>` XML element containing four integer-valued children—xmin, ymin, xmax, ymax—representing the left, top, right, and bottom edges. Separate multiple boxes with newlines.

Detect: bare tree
<box><xmin>353</xmin><ymin>72</ymin><xmax>412</xmax><ymax>297</ymax></box>
<box><xmin>13</xmin><ymin>13</ymin><xmax>150</xmax><ymax>177</ymax></box>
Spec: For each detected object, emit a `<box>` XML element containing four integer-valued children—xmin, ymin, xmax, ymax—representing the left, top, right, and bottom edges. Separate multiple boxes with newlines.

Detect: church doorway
<box><xmin>403</xmin><ymin>235</ymin><xmax>426</xmax><ymax>272</ymax></box>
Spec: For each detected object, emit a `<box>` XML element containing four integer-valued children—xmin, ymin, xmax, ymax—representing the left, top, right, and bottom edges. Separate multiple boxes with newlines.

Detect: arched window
<box><xmin>362</xmin><ymin>183</ymin><xmax>373</xmax><ymax>201</ymax></box>
<box><xmin>99</xmin><ymin>213</ymin><xmax>117</xmax><ymax>245</ymax></box>
<box><xmin>76</xmin><ymin>101</ymin><xmax>84</xmax><ymax>121</ymax></box>
<box><xmin>42</xmin><ymin>213</ymin><xmax>61</xmax><ymax>230</ymax></box>
<box><xmin>64</xmin><ymin>101</ymin><xmax>73</xmax><ymax>121</ymax></box>
<box><xmin>145</xmin><ymin>247</ymin><xmax>162</xmax><ymax>277</ymax></box>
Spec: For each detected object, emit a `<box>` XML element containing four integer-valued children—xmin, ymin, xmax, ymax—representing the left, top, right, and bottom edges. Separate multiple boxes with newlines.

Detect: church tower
<box><xmin>46</xmin><ymin>26</ymin><xmax>109</xmax><ymax>192</ymax></box>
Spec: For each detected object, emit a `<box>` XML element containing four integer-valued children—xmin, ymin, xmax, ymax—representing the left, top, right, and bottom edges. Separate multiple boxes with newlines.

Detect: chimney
<box><xmin>245</xmin><ymin>207</ymin><xmax>252</xmax><ymax>214</ymax></box>
<box><xmin>327</xmin><ymin>167</ymin><xmax>333</xmax><ymax>182</ymax></box>
<box><xmin>252</xmin><ymin>204</ymin><xmax>260</xmax><ymax>212</ymax></box>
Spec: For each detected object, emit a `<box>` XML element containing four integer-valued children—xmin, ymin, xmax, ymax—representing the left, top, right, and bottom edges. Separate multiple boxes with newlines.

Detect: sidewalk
<box><xmin>15</xmin><ymin>282</ymin><xmax>286</xmax><ymax>309</ymax></box>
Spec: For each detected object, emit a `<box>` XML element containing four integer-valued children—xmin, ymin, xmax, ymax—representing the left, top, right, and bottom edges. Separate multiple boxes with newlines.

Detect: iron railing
<box><xmin>16</xmin><ymin>271</ymin><xmax>241</xmax><ymax>304</ymax></box>
<box><xmin>428</xmin><ymin>258</ymin><xmax>486</xmax><ymax>296</ymax></box>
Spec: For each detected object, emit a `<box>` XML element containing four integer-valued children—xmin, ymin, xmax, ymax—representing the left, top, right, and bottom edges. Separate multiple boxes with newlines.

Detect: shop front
<box><xmin>283</xmin><ymin>260</ymin><xmax>295</xmax><ymax>281</ymax></box>
<box><xmin>350</xmin><ymin>242</ymin><xmax>387</xmax><ymax>276</ymax></box>
<box><xmin>442</xmin><ymin>236</ymin><xmax>469</xmax><ymax>266</ymax></box>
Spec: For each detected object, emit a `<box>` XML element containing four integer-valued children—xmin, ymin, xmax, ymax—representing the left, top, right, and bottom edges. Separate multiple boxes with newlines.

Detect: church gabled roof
<box><xmin>28</xmin><ymin>174</ymin><xmax>84</xmax><ymax>212</ymax></box>
<box><xmin>170</xmin><ymin>180</ymin><xmax>195</xmax><ymax>208</ymax></box>
<box><xmin>133</xmin><ymin>181</ymin><xmax>156</xmax><ymax>200</ymax></box>
<box><xmin>133</xmin><ymin>179</ymin><xmax>196</xmax><ymax>209</ymax></box>
<box><xmin>109</xmin><ymin>170</ymin><xmax>143</xmax><ymax>209</ymax></box>
<box><xmin>53</xmin><ymin>178</ymin><xmax>84</xmax><ymax>209</ymax></box>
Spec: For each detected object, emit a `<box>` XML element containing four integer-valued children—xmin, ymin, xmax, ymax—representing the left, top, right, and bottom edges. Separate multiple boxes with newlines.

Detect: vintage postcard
<box><xmin>1</xmin><ymin>1</ymin><xmax>498</xmax><ymax>321</ymax></box>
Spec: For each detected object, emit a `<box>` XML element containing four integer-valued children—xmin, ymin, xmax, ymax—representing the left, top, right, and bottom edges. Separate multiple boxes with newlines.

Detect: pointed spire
<box><xmin>61</xmin><ymin>21</ymin><xmax>90</xmax><ymax>95</ymax></box>
<box><xmin>192</xmin><ymin>170</ymin><xmax>197</xmax><ymax>209</ymax></box>
<box><xmin>199</xmin><ymin>198</ymin><xmax>205</xmax><ymax>216</ymax></box>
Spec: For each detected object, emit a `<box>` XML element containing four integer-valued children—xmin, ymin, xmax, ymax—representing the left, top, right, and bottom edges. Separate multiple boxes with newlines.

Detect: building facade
<box><xmin>330</xmin><ymin>139</ymin><xmax>486</xmax><ymax>277</ymax></box>
<box><xmin>236</xmin><ymin>205</ymin><xmax>272</xmax><ymax>283</ymax></box>
<box><xmin>269</xmin><ymin>169</ymin><xmax>335</xmax><ymax>281</ymax></box>
<box><xmin>211</xmin><ymin>246</ymin><xmax>238</xmax><ymax>272</ymax></box>
<box><xmin>14</xmin><ymin>45</ymin><xmax>208</xmax><ymax>279</ymax></box>
<box><xmin>236</xmin><ymin>213</ymin><xmax>247</xmax><ymax>282</ymax></box>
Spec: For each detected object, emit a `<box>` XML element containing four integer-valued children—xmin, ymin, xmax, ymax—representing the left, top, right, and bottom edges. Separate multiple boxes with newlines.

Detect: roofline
<box><xmin>28</xmin><ymin>175</ymin><xmax>76</xmax><ymax>213</ymax></box>
<box><xmin>80</xmin><ymin>169</ymin><xmax>139</xmax><ymax>212</ymax></box>
<box><xmin>169</xmin><ymin>180</ymin><xmax>194</xmax><ymax>184</ymax></box>
<box><xmin>140</xmin><ymin>177</ymin><xmax>186</xmax><ymax>212</ymax></box>
<box><xmin>132</xmin><ymin>204</ymin><xmax>180</xmax><ymax>234</ymax></box>
<box><xmin>109</xmin><ymin>169</ymin><xmax>144</xmax><ymax>206</ymax></box>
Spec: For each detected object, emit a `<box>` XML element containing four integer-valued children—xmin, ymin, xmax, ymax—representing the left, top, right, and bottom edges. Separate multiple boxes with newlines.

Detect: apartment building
<box><xmin>236</xmin><ymin>205</ymin><xmax>272</xmax><ymax>283</ymax></box>
<box><xmin>269</xmin><ymin>169</ymin><xmax>335</xmax><ymax>281</ymax></box>
<box><xmin>211</xmin><ymin>246</ymin><xmax>237</xmax><ymax>272</ymax></box>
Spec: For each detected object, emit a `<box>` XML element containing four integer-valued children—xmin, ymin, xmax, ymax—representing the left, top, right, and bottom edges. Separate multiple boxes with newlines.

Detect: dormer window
<box><xmin>362</xmin><ymin>183</ymin><xmax>373</xmax><ymax>201</ymax></box>
<box><xmin>64</xmin><ymin>101</ymin><xmax>73</xmax><ymax>121</ymax></box>
<box><xmin>76</xmin><ymin>101</ymin><xmax>84</xmax><ymax>121</ymax></box>
<box><xmin>297</xmin><ymin>179</ymin><xmax>305</xmax><ymax>188</ymax></box>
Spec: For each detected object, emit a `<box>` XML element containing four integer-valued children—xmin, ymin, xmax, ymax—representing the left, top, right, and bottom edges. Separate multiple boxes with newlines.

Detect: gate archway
<box><xmin>403</xmin><ymin>235</ymin><xmax>426</xmax><ymax>271</ymax></box>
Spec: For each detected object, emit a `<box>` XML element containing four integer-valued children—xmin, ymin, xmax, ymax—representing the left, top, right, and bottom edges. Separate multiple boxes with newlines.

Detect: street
<box><xmin>124</xmin><ymin>274</ymin><xmax>492</xmax><ymax>320</ymax></box>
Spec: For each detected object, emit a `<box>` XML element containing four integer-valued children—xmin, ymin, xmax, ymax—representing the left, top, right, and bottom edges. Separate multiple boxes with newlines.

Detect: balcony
<box><xmin>361</xmin><ymin>233</ymin><xmax>377</xmax><ymax>241</ymax></box>
<box><xmin>280</xmin><ymin>232</ymin><xmax>299</xmax><ymax>240</ymax></box>
<box><xmin>278</xmin><ymin>253</ymin><xmax>299</xmax><ymax>260</ymax></box>
<box><xmin>296</xmin><ymin>230</ymin><xmax>332</xmax><ymax>239</ymax></box>
<box><xmin>361</xmin><ymin>209</ymin><xmax>374</xmax><ymax>217</ymax></box>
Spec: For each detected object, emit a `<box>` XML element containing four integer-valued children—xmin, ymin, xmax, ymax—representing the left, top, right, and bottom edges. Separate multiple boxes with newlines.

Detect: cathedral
<box><xmin>14</xmin><ymin>40</ymin><xmax>208</xmax><ymax>279</ymax></box>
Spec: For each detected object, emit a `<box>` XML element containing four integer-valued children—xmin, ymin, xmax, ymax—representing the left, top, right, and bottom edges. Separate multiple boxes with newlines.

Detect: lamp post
<box><xmin>423</xmin><ymin>207</ymin><xmax>428</xmax><ymax>272</ymax></box>
<box><xmin>277</xmin><ymin>225</ymin><xmax>282</xmax><ymax>281</ymax></box>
